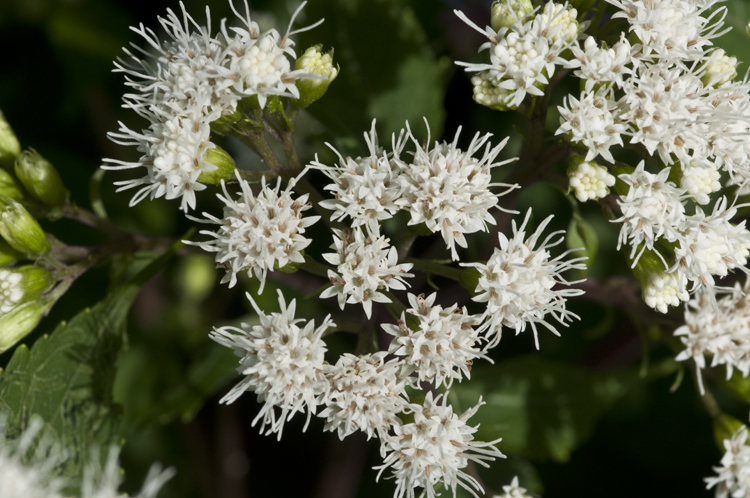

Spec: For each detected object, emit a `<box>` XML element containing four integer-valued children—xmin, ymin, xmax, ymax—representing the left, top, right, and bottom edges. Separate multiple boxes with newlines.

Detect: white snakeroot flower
<box><xmin>614</xmin><ymin>161</ymin><xmax>687</xmax><ymax>265</ymax></box>
<box><xmin>0</xmin><ymin>269</ymin><xmax>25</xmax><ymax>316</ymax></box>
<box><xmin>681</xmin><ymin>160</ymin><xmax>721</xmax><ymax>205</ymax></box>
<box><xmin>494</xmin><ymin>476</ymin><xmax>533</xmax><ymax>498</ymax></box>
<box><xmin>320</xmin><ymin>352</ymin><xmax>408</xmax><ymax>440</ymax></box>
<box><xmin>188</xmin><ymin>172</ymin><xmax>318</xmax><ymax>291</ymax></box>
<box><xmin>464</xmin><ymin>209</ymin><xmax>587</xmax><ymax>350</ymax></box>
<box><xmin>455</xmin><ymin>1</ymin><xmax>577</xmax><ymax>109</ymax></box>
<box><xmin>706</xmin><ymin>425</ymin><xmax>750</xmax><ymax>498</ymax></box>
<box><xmin>673</xmin><ymin>197</ymin><xmax>750</xmax><ymax>292</ymax></box>
<box><xmin>569</xmin><ymin>34</ymin><xmax>634</xmax><ymax>92</ymax></box>
<box><xmin>675</xmin><ymin>282</ymin><xmax>750</xmax><ymax>384</ymax></box>
<box><xmin>382</xmin><ymin>293</ymin><xmax>488</xmax><ymax>388</ymax></box>
<box><xmin>209</xmin><ymin>290</ymin><xmax>334</xmax><ymax>439</ymax></box>
<box><xmin>321</xmin><ymin>227</ymin><xmax>413</xmax><ymax>319</ymax></box>
<box><xmin>313</xmin><ymin>121</ymin><xmax>407</xmax><ymax>233</ymax></box>
<box><xmin>641</xmin><ymin>269</ymin><xmax>689</xmax><ymax>314</ymax></box>
<box><xmin>567</xmin><ymin>160</ymin><xmax>615</xmax><ymax>202</ymax></box>
<box><xmin>376</xmin><ymin>393</ymin><xmax>504</xmax><ymax>498</ymax></box>
<box><xmin>398</xmin><ymin>123</ymin><xmax>517</xmax><ymax>260</ymax></box>
<box><xmin>557</xmin><ymin>90</ymin><xmax>625</xmax><ymax>163</ymax></box>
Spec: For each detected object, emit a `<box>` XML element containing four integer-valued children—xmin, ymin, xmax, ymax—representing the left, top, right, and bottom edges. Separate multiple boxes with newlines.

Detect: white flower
<box><xmin>706</xmin><ymin>425</ymin><xmax>750</xmax><ymax>498</ymax></box>
<box><xmin>188</xmin><ymin>172</ymin><xmax>318</xmax><ymax>291</ymax></box>
<box><xmin>557</xmin><ymin>89</ymin><xmax>625</xmax><ymax>163</ymax></box>
<box><xmin>382</xmin><ymin>293</ymin><xmax>488</xmax><ymax>388</ymax></box>
<box><xmin>681</xmin><ymin>160</ymin><xmax>721</xmax><ymax>205</ymax></box>
<box><xmin>0</xmin><ymin>269</ymin><xmax>25</xmax><ymax>316</ymax></box>
<box><xmin>81</xmin><ymin>447</ymin><xmax>174</xmax><ymax>498</ymax></box>
<box><xmin>321</xmin><ymin>227</ymin><xmax>413</xmax><ymax>319</ymax></box>
<box><xmin>376</xmin><ymin>392</ymin><xmax>504</xmax><ymax>498</ymax></box>
<box><xmin>494</xmin><ymin>476</ymin><xmax>533</xmax><ymax>498</ymax></box>
<box><xmin>209</xmin><ymin>290</ymin><xmax>334</xmax><ymax>439</ymax></box>
<box><xmin>313</xmin><ymin>120</ymin><xmax>407</xmax><ymax>233</ymax></box>
<box><xmin>320</xmin><ymin>352</ymin><xmax>408</xmax><ymax>440</ymax></box>
<box><xmin>398</xmin><ymin>123</ymin><xmax>517</xmax><ymax>260</ymax></box>
<box><xmin>641</xmin><ymin>268</ymin><xmax>689</xmax><ymax>314</ymax></box>
<box><xmin>567</xmin><ymin>160</ymin><xmax>615</xmax><ymax>202</ymax></box>
<box><xmin>614</xmin><ymin>161</ymin><xmax>687</xmax><ymax>265</ymax></box>
<box><xmin>464</xmin><ymin>209</ymin><xmax>586</xmax><ymax>350</ymax></box>
<box><xmin>569</xmin><ymin>34</ymin><xmax>634</xmax><ymax>92</ymax></box>
<box><xmin>675</xmin><ymin>281</ymin><xmax>750</xmax><ymax>383</ymax></box>
<box><xmin>700</xmin><ymin>48</ymin><xmax>739</xmax><ymax>88</ymax></box>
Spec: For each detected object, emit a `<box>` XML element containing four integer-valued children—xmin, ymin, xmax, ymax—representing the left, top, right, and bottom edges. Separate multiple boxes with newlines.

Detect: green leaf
<box><xmin>566</xmin><ymin>213</ymin><xmax>598</xmax><ymax>271</ymax></box>
<box><xmin>451</xmin><ymin>355</ymin><xmax>637</xmax><ymax>462</ymax></box>
<box><xmin>0</xmin><ymin>249</ymin><xmax>176</xmax><ymax>489</ymax></box>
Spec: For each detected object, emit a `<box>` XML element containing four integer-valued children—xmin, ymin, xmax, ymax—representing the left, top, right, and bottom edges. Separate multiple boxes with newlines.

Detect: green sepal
<box><xmin>14</xmin><ymin>148</ymin><xmax>69</xmax><ymax>207</ymax></box>
<box><xmin>0</xmin><ymin>199</ymin><xmax>50</xmax><ymax>256</ymax></box>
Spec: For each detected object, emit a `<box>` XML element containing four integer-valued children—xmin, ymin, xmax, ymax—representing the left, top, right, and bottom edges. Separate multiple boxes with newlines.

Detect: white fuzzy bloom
<box><xmin>455</xmin><ymin>1</ymin><xmax>577</xmax><ymax>109</ymax></box>
<box><xmin>675</xmin><ymin>282</ymin><xmax>750</xmax><ymax>381</ymax></box>
<box><xmin>567</xmin><ymin>160</ymin><xmax>615</xmax><ymax>202</ymax></box>
<box><xmin>188</xmin><ymin>172</ymin><xmax>318</xmax><ymax>291</ymax></box>
<box><xmin>0</xmin><ymin>415</ymin><xmax>64</xmax><ymax>498</ymax></box>
<box><xmin>313</xmin><ymin>121</ymin><xmax>407</xmax><ymax>233</ymax></box>
<box><xmin>398</xmin><ymin>124</ymin><xmax>517</xmax><ymax>260</ymax></box>
<box><xmin>320</xmin><ymin>352</ymin><xmax>408</xmax><ymax>440</ymax></box>
<box><xmin>673</xmin><ymin>197</ymin><xmax>750</xmax><ymax>292</ymax></box>
<box><xmin>464</xmin><ymin>209</ymin><xmax>587</xmax><ymax>350</ymax></box>
<box><xmin>0</xmin><ymin>270</ymin><xmax>24</xmax><ymax>316</ymax></box>
<box><xmin>569</xmin><ymin>34</ymin><xmax>634</xmax><ymax>92</ymax></box>
<box><xmin>321</xmin><ymin>227</ymin><xmax>413</xmax><ymax>319</ymax></box>
<box><xmin>607</xmin><ymin>0</ymin><xmax>728</xmax><ymax>61</ymax></box>
<box><xmin>557</xmin><ymin>90</ymin><xmax>625</xmax><ymax>163</ymax></box>
<box><xmin>209</xmin><ymin>290</ymin><xmax>333</xmax><ymax>439</ymax></box>
<box><xmin>494</xmin><ymin>476</ymin><xmax>533</xmax><ymax>498</ymax></box>
<box><xmin>614</xmin><ymin>161</ymin><xmax>687</xmax><ymax>265</ymax></box>
<box><xmin>376</xmin><ymin>392</ymin><xmax>505</xmax><ymax>498</ymax></box>
<box><xmin>706</xmin><ymin>426</ymin><xmax>750</xmax><ymax>498</ymax></box>
<box><xmin>382</xmin><ymin>293</ymin><xmax>488</xmax><ymax>388</ymax></box>
<box><xmin>641</xmin><ymin>269</ymin><xmax>689</xmax><ymax>314</ymax></box>
<box><xmin>681</xmin><ymin>160</ymin><xmax>721</xmax><ymax>205</ymax></box>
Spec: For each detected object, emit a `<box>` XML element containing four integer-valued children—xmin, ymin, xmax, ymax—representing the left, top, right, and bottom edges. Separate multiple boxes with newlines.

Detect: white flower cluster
<box><xmin>706</xmin><ymin>425</ymin><xmax>750</xmax><ymax>498</ymax></box>
<box><xmin>456</xmin><ymin>1</ymin><xmax>580</xmax><ymax>110</ymax></box>
<box><xmin>188</xmin><ymin>172</ymin><xmax>318</xmax><ymax>291</ymax></box>
<box><xmin>674</xmin><ymin>280</ymin><xmax>750</xmax><ymax>383</ymax></box>
<box><xmin>0</xmin><ymin>415</ymin><xmax>173</xmax><ymax>498</ymax></box>
<box><xmin>104</xmin><ymin>1</ymin><xmax>321</xmax><ymax>211</ymax></box>
<box><xmin>567</xmin><ymin>160</ymin><xmax>615</xmax><ymax>202</ymax></box>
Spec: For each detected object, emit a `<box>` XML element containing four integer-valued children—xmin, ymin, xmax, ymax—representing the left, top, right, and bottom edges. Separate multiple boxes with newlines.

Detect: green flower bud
<box><xmin>0</xmin><ymin>109</ymin><xmax>20</xmax><ymax>170</ymax></box>
<box><xmin>14</xmin><ymin>266</ymin><xmax>51</xmax><ymax>300</ymax></box>
<box><xmin>0</xmin><ymin>200</ymin><xmax>50</xmax><ymax>256</ymax></box>
<box><xmin>700</xmin><ymin>49</ymin><xmax>738</xmax><ymax>88</ymax></box>
<box><xmin>0</xmin><ymin>168</ymin><xmax>25</xmax><ymax>203</ymax></box>
<box><xmin>197</xmin><ymin>146</ymin><xmax>236</xmax><ymax>185</ymax></box>
<box><xmin>0</xmin><ymin>300</ymin><xmax>48</xmax><ymax>354</ymax></box>
<box><xmin>0</xmin><ymin>265</ymin><xmax>50</xmax><ymax>318</ymax></box>
<box><xmin>293</xmin><ymin>45</ymin><xmax>339</xmax><ymax>108</ymax></box>
<box><xmin>15</xmin><ymin>148</ymin><xmax>69</xmax><ymax>207</ymax></box>
<box><xmin>491</xmin><ymin>0</ymin><xmax>533</xmax><ymax>31</ymax></box>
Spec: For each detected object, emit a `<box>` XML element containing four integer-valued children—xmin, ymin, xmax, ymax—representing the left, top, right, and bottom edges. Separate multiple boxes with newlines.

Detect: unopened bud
<box><xmin>0</xmin><ymin>200</ymin><xmax>50</xmax><ymax>256</ymax></box>
<box><xmin>0</xmin><ymin>168</ymin><xmax>25</xmax><ymax>203</ymax></box>
<box><xmin>700</xmin><ymin>49</ymin><xmax>738</xmax><ymax>88</ymax></box>
<box><xmin>567</xmin><ymin>158</ymin><xmax>615</xmax><ymax>202</ymax></box>
<box><xmin>293</xmin><ymin>45</ymin><xmax>339</xmax><ymax>108</ymax></box>
<box><xmin>539</xmin><ymin>2</ymin><xmax>579</xmax><ymax>44</ymax></box>
<box><xmin>490</xmin><ymin>0</ymin><xmax>533</xmax><ymax>31</ymax></box>
<box><xmin>198</xmin><ymin>146</ymin><xmax>236</xmax><ymax>185</ymax></box>
<box><xmin>471</xmin><ymin>71</ymin><xmax>515</xmax><ymax>111</ymax></box>
<box><xmin>0</xmin><ymin>110</ymin><xmax>20</xmax><ymax>170</ymax></box>
<box><xmin>630</xmin><ymin>248</ymin><xmax>688</xmax><ymax>313</ymax></box>
<box><xmin>0</xmin><ymin>300</ymin><xmax>48</xmax><ymax>353</ymax></box>
<box><xmin>15</xmin><ymin>149</ymin><xmax>68</xmax><ymax>207</ymax></box>
<box><xmin>0</xmin><ymin>266</ymin><xmax>50</xmax><ymax>316</ymax></box>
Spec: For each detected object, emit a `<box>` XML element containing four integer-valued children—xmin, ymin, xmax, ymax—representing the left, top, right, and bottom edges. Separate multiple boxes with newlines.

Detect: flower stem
<box><xmin>405</xmin><ymin>258</ymin><xmax>462</xmax><ymax>281</ymax></box>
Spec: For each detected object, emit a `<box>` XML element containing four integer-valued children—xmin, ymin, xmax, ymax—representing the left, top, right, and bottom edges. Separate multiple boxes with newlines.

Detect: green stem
<box><xmin>300</xmin><ymin>255</ymin><xmax>332</xmax><ymax>278</ymax></box>
<box><xmin>405</xmin><ymin>258</ymin><xmax>462</xmax><ymax>281</ymax></box>
<box><xmin>237</xmin><ymin>132</ymin><xmax>286</xmax><ymax>173</ymax></box>
<box><xmin>62</xmin><ymin>202</ymin><xmax>127</xmax><ymax>238</ymax></box>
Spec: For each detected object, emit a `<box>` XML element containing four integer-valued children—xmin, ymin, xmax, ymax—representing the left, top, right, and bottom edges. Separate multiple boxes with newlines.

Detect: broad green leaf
<box><xmin>0</xmin><ymin>249</ymin><xmax>175</xmax><ymax>489</ymax></box>
<box><xmin>451</xmin><ymin>355</ymin><xmax>637</xmax><ymax>462</ymax></box>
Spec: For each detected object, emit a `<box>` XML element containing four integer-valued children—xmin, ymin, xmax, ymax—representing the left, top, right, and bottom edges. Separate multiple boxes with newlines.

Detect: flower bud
<box><xmin>0</xmin><ymin>109</ymin><xmax>20</xmax><ymax>170</ymax></box>
<box><xmin>0</xmin><ymin>168</ymin><xmax>25</xmax><ymax>203</ymax></box>
<box><xmin>0</xmin><ymin>200</ymin><xmax>50</xmax><ymax>256</ymax></box>
<box><xmin>198</xmin><ymin>146</ymin><xmax>236</xmax><ymax>185</ymax></box>
<box><xmin>567</xmin><ymin>157</ymin><xmax>615</xmax><ymax>202</ymax></box>
<box><xmin>0</xmin><ymin>266</ymin><xmax>50</xmax><ymax>316</ymax></box>
<box><xmin>630</xmin><ymin>248</ymin><xmax>688</xmax><ymax>313</ymax></box>
<box><xmin>471</xmin><ymin>71</ymin><xmax>515</xmax><ymax>111</ymax></box>
<box><xmin>15</xmin><ymin>148</ymin><xmax>69</xmax><ymax>207</ymax></box>
<box><xmin>293</xmin><ymin>45</ymin><xmax>339</xmax><ymax>108</ymax></box>
<box><xmin>0</xmin><ymin>300</ymin><xmax>48</xmax><ymax>353</ymax></box>
<box><xmin>490</xmin><ymin>0</ymin><xmax>533</xmax><ymax>31</ymax></box>
<box><xmin>700</xmin><ymin>49</ymin><xmax>738</xmax><ymax>88</ymax></box>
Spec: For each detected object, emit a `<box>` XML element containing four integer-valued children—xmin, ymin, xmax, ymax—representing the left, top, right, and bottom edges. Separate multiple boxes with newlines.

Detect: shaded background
<box><xmin>2</xmin><ymin>0</ymin><xmax>750</xmax><ymax>496</ymax></box>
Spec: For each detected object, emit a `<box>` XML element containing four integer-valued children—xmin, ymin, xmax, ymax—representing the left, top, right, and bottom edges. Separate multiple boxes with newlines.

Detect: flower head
<box><xmin>188</xmin><ymin>172</ymin><xmax>318</xmax><ymax>291</ymax></box>
<box><xmin>376</xmin><ymin>392</ymin><xmax>504</xmax><ymax>498</ymax></box>
<box><xmin>209</xmin><ymin>290</ymin><xmax>334</xmax><ymax>439</ymax></box>
<box><xmin>706</xmin><ymin>425</ymin><xmax>750</xmax><ymax>498</ymax></box>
